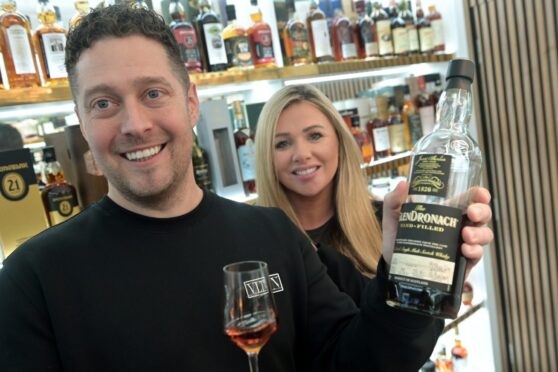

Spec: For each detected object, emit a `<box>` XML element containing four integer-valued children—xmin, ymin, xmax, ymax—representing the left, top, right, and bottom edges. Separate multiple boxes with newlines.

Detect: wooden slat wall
<box><xmin>467</xmin><ymin>0</ymin><xmax>558</xmax><ymax>371</ymax></box>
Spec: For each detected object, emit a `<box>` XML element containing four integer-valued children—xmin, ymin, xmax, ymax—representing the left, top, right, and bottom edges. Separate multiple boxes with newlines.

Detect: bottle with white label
<box><xmin>386</xmin><ymin>59</ymin><xmax>482</xmax><ymax>319</ymax></box>
<box><xmin>371</xmin><ymin>1</ymin><xmax>392</xmax><ymax>57</ymax></box>
<box><xmin>306</xmin><ymin>1</ymin><xmax>334</xmax><ymax>63</ymax></box>
<box><xmin>331</xmin><ymin>9</ymin><xmax>357</xmax><ymax>62</ymax></box>
<box><xmin>232</xmin><ymin>100</ymin><xmax>256</xmax><ymax>195</ymax></box>
<box><xmin>0</xmin><ymin>0</ymin><xmax>41</xmax><ymax>88</ymax></box>
<box><xmin>195</xmin><ymin>0</ymin><xmax>227</xmax><ymax>72</ymax></box>
<box><xmin>34</xmin><ymin>0</ymin><xmax>68</xmax><ymax>87</ymax></box>
<box><xmin>427</xmin><ymin>5</ymin><xmax>445</xmax><ymax>52</ymax></box>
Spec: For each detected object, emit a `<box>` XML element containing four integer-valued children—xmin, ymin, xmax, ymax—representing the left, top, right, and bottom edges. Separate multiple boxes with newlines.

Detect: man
<box><xmin>0</xmin><ymin>5</ymin><xmax>493</xmax><ymax>372</ymax></box>
<box><xmin>0</xmin><ymin>123</ymin><xmax>24</xmax><ymax>151</ymax></box>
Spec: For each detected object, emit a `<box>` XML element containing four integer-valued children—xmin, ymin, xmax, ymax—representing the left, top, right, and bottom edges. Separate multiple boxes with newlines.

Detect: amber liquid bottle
<box><xmin>232</xmin><ymin>100</ymin><xmax>256</xmax><ymax>195</ymax></box>
<box><xmin>0</xmin><ymin>0</ymin><xmax>41</xmax><ymax>88</ymax></box>
<box><xmin>34</xmin><ymin>0</ymin><xmax>68</xmax><ymax>87</ymax></box>
<box><xmin>169</xmin><ymin>0</ymin><xmax>202</xmax><ymax>74</ymax></box>
<box><xmin>416</xmin><ymin>0</ymin><xmax>434</xmax><ymax>54</ymax></box>
<box><xmin>195</xmin><ymin>0</ymin><xmax>227</xmax><ymax>72</ymax></box>
<box><xmin>69</xmin><ymin>0</ymin><xmax>89</xmax><ymax>28</ymax></box>
<box><xmin>428</xmin><ymin>5</ymin><xmax>445</xmax><ymax>52</ymax></box>
<box><xmin>355</xmin><ymin>0</ymin><xmax>378</xmax><ymax>59</ymax></box>
<box><xmin>366</xmin><ymin>99</ymin><xmax>391</xmax><ymax>160</ymax></box>
<box><xmin>416</xmin><ymin>75</ymin><xmax>436</xmax><ymax>135</ymax></box>
<box><xmin>40</xmin><ymin>146</ymin><xmax>81</xmax><ymax>227</ymax></box>
<box><xmin>401</xmin><ymin>0</ymin><xmax>419</xmax><ymax>54</ymax></box>
<box><xmin>387</xmin><ymin>101</ymin><xmax>408</xmax><ymax>154</ymax></box>
<box><xmin>307</xmin><ymin>1</ymin><xmax>334</xmax><ymax>63</ymax></box>
<box><xmin>371</xmin><ymin>1</ymin><xmax>392</xmax><ymax>57</ymax></box>
<box><xmin>248</xmin><ymin>5</ymin><xmax>276</xmax><ymax>68</ymax></box>
<box><xmin>192</xmin><ymin>131</ymin><xmax>213</xmax><ymax>191</ymax></box>
<box><xmin>283</xmin><ymin>11</ymin><xmax>311</xmax><ymax>66</ymax></box>
<box><xmin>391</xmin><ymin>6</ymin><xmax>409</xmax><ymax>56</ymax></box>
<box><xmin>331</xmin><ymin>9</ymin><xmax>358</xmax><ymax>62</ymax></box>
<box><xmin>386</xmin><ymin>59</ymin><xmax>481</xmax><ymax>319</ymax></box>
<box><xmin>223</xmin><ymin>5</ymin><xmax>254</xmax><ymax>70</ymax></box>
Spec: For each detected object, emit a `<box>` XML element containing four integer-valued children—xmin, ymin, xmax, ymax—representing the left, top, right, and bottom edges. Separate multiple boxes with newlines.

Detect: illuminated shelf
<box><xmin>0</xmin><ymin>53</ymin><xmax>454</xmax><ymax>107</ymax></box>
<box><xmin>362</xmin><ymin>151</ymin><xmax>412</xmax><ymax>175</ymax></box>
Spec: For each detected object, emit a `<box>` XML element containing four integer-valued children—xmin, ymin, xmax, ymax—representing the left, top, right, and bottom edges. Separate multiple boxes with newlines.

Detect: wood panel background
<box><xmin>466</xmin><ymin>0</ymin><xmax>558</xmax><ymax>371</ymax></box>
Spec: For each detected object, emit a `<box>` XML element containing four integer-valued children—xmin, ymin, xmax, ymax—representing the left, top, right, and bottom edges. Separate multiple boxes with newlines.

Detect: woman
<box><xmin>255</xmin><ymin>84</ymin><xmax>381</xmax><ymax>303</ymax></box>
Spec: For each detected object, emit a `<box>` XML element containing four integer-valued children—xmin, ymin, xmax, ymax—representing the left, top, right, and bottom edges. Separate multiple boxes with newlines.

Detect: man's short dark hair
<box><xmin>0</xmin><ymin>124</ymin><xmax>24</xmax><ymax>152</ymax></box>
<box><xmin>65</xmin><ymin>4</ymin><xmax>190</xmax><ymax>98</ymax></box>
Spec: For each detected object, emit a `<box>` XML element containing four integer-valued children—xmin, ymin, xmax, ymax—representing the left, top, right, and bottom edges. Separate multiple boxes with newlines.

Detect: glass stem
<box><xmin>247</xmin><ymin>352</ymin><xmax>259</xmax><ymax>372</ymax></box>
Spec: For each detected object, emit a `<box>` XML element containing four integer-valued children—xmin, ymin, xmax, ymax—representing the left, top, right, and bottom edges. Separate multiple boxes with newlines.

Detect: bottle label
<box><xmin>252</xmin><ymin>28</ymin><xmax>275</xmax><ymax>64</ymax></box>
<box><xmin>237</xmin><ymin>139</ymin><xmax>256</xmax><ymax>182</ymax></box>
<box><xmin>419</xmin><ymin>26</ymin><xmax>434</xmax><ymax>52</ymax></box>
<box><xmin>407</xmin><ymin>26</ymin><xmax>419</xmax><ymax>51</ymax></box>
<box><xmin>408</xmin><ymin>114</ymin><xmax>423</xmax><ymax>144</ymax></box>
<box><xmin>41</xmin><ymin>33</ymin><xmax>67</xmax><ymax>79</ymax></box>
<box><xmin>6</xmin><ymin>25</ymin><xmax>36</xmax><ymax>75</ymax></box>
<box><xmin>418</xmin><ymin>105</ymin><xmax>435</xmax><ymax>135</ymax></box>
<box><xmin>409</xmin><ymin>154</ymin><xmax>452</xmax><ymax>197</ymax></box>
<box><xmin>341</xmin><ymin>43</ymin><xmax>357</xmax><ymax>59</ymax></box>
<box><xmin>372</xmin><ymin>126</ymin><xmax>390</xmax><ymax>152</ymax></box>
<box><xmin>364</xmin><ymin>42</ymin><xmax>378</xmax><ymax>57</ymax></box>
<box><xmin>202</xmin><ymin>23</ymin><xmax>227</xmax><ymax>66</ymax></box>
<box><xmin>47</xmin><ymin>192</ymin><xmax>80</xmax><ymax>225</ymax></box>
<box><xmin>392</xmin><ymin>28</ymin><xmax>409</xmax><ymax>55</ymax></box>
<box><xmin>376</xmin><ymin>20</ymin><xmax>393</xmax><ymax>55</ymax></box>
<box><xmin>388</xmin><ymin>123</ymin><xmax>407</xmax><ymax>153</ymax></box>
<box><xmin>310</xmin><ymin>19</ymin><xmax>332</xmax><ymax>58</ymax></box>
<box><xmin>431</xmin><ymin>19</ymin><xmax>444</xmax><ymax>48</ymax></box>
<box><xmin>172</xmin><ymin>28</ymin><xmax>202</xmax><ymax>69</ymax></box>
<box><xmin>390</xmin><ymin>202</ymin><xmax>463</xmax><ymax>291</ymax></box>
<box><xmin>193</xmin><ymin>163</ymin><xmax>212</xmax><ymax>190</ymax></box>
<box><xmin>225</xmin><ymin>35</ymin><xmax>253</xmax><ymax>68</ymax></box>
<box><xmin>288</xmin><ymin>27</ymin><xmax>310</xmax><ymax>59</ymax></box>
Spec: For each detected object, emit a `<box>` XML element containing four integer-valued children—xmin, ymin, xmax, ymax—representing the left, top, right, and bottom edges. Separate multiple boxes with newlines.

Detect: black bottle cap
<box><xmin>42</xmin><ymin>146</ymin><xmax>57</xmax><ymax>162</ymax></box>
<box><xmin>445</xmin><ymin>59</ymin><xmax>475</xmax><ymax>90</ymax></box>
<box><xmin>226</xmin><ymin>4</ymin><xmax>236</xmax><ymax>21</ymax></box>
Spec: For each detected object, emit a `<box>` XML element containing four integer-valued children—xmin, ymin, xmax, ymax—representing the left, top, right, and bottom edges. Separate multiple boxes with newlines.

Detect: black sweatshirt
<box><xmin>0</xmin><ymin>191</ymin><xmax>440</xmax><ymax>371</ymax></box>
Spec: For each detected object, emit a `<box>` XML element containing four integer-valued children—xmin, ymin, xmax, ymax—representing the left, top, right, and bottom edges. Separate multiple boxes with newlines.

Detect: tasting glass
<box><xmin>223</xmin><ymin>261</ymin><xmax>278</xmax><ymax>372</ymax></box>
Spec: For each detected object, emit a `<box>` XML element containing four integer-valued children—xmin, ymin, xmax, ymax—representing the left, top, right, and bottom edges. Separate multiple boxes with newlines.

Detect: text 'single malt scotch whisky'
<box><xmin>386</xmin><ymin>59</ymin><xmax>481</xmax><ymax>319</ymax></box>
<box><xmin>34</xmin><ymin>0</ymin><xmax>68</xmax><ymax>87</ymax></box>
<box><xmin>0</xmin><ymin>0</ymin><xmax>41</xmax><ymax>88</ymax></box>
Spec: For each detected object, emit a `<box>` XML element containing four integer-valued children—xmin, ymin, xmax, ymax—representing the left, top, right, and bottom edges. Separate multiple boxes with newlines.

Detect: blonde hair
<box><xmin>255</xmin><ymin>85</ymin><xmax>382</xmax><ymax>275</ymax></box>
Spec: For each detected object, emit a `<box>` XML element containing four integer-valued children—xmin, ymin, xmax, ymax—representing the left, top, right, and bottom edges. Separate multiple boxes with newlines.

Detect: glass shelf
<box><xmin>0</xmin><ymin>53</ymin><xmax>455</xmax><ymax>107</ymax></box>
<box><xmin>362</xmin><ymin>151</ymin><xmax>412</xmax><ymax>175</ymax></box>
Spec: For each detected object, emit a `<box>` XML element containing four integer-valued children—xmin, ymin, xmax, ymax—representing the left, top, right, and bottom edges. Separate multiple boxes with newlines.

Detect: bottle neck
<box><xmin>434</xmin><ymin>86</ymin><xmax>472</xmax><ymax>133</ymax></box>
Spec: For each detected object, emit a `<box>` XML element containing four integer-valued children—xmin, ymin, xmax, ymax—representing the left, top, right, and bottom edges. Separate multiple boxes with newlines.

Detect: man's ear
<box><xmin>187</xmin><ymin>83</ymin><xmax>200</xmax><ymax>129</ymax></box>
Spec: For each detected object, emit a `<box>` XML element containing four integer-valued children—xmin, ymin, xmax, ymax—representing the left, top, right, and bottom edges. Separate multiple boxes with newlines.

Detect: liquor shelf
<box><xmin>0</xmin><ymin>53</ymin><xmax>454</xmax><ymax>107</ymax></box>
<box><xmin>362</xmin><ymin>151</ymin><xmax>412</xmax><ymax>175</ymax></box>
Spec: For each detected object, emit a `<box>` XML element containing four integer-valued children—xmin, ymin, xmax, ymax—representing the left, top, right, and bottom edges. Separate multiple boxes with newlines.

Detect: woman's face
<box><xmin>273</xmin><ymin>101</ymin><xmax>339</xmax><ymax>202</ymax></box>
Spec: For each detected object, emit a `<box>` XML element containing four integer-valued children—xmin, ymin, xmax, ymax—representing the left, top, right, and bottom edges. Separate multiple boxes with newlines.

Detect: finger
<box><xmin>462</xmin><ymin>243</ymin><xmax>484</xmax><ymax>278</ymax></box>
<box><xmin>469</xmin><ymin>186</ymin><xmax>491</xmax><ymax>204</ymax></box>
<box><xmin>462</xmin><ymin>226</ymin><xmax>494</xmax><ymax>246</ymax></box>
<box><xmin>383</xmin><ymin>181</ymin><xmax>409</xmax><ymax>212</ymax></box>
<box><xmin>467</xmin><ymin>203</ymin><xmax>492</xmax><ymax>224</ymax></box>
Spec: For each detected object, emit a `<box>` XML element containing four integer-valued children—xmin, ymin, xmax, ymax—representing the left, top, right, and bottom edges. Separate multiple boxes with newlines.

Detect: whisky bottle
<box><xmin>0</xmin><ymin>0</ymin><xmax>41</xmax><ymax>88</ymax></box>
<box><xmin>283</xmin><ymin>10</ymin><xmax>311</xmax><ymax>66</ymax></box>
<box><xmin>169</xmin><ymin>0</ymin><xmax>202</xmax><ymax>74</ymax></box>
<box><xmin>223</xmin><ymin>4</ymin><xmax>254</xmax><ymax>70</ymax></box>
<box><xmin>40</xmin><ymin>146</ymin><xmax>81</xmax><ymax>227</ymax></box>
<box><xmin>192</xmin><ymin>130</ymin><xmax>213</xmax><ymax>191</ymax></box>
<box><xmin>401</xmin><ymin>88</ymin><xmax>422</xmax><ymax>146</ymax></box>
<box><xmin>427</xmin><ymin>5</ymin><xmax>444</xmax><ymax>52</ymax></box>
<box><xmin>69</xmin><ymin>0</ymin><xmax>90</xmax><ymax>28</ymax></box>
<box><xmin>354</xmin><ymin>0</ymin><xmax>378</xmax><ymax>59</ymax></box>
<box><xmin>386</xmin><ymin>59</ymin><xmax>481</xmax><ymax>319</ymax></box>
<box><xmin>33</xmin><ymin>0</ymin><xmax>68</xmax><ymax>87</ymax></box>
<box><xmin>331</xmin><ymin>9</ymin><xmax>357</xmax><ymax>62</ymax></box>
<box><xmin>248</xmin><ymin>3</ymin><xmax>276</xmax><ymax>68</ymax></box>
<box><xmin>306</xmin><ymin>1</ymin><xmax>334</xmax><ymax>63</ymax></box>
<box><xmin>195</xmin><ymin>0</ymin><xmax>227</xmax><ymax>72</ymax></box>
<box><xmin>401</xmin><ymin>0</ymin><xmax>419</xmax><ymax>54</ymax></box>
<box><xmin>371</xmin><ymin>1</ymin><xmax>392</xmax><ymax>57</ymax></box>
<box><xmin>391</xmin><ymin>4</ymin><xmax>409</xmax><ymax>56</ymax></box>
<box><xmin>387</xmin><ymin>100</ymin><xmax>408</xmax><ymax>154</ymax></box>
<box><xmin>416</xmin><ymin>0</ymin><xmax>434</xmax><ymax>54</ymax></box>
<box><xmin>347</xmin><ymin>116</ymin><xmax>374</xmax><ymax>164</ymax></box>
<box><xmin>231</xmin><ymin>100</ymin><xmax>256</xmax><ymax>195</ymax></box>
<box><xmin>416</xmin><ymin>75</ymin><xmax>436</xmax><ymax>135</ymax></box>
<box><xmin>461</xmin><ymin>280</ymin><xmax>473</xmax><ymax>306</ymax></box>
<box><xmin>366</xmin><ymin>99</ymin><xmax>391</xmax><ymax>160</ymax></box>
<box><xmin>451</xmin><ymin>326</ymin><xmax>469</xmax><ymax>372</ymax></box>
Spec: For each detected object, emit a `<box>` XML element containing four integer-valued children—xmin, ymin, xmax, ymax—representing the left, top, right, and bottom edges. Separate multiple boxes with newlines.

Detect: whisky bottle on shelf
<box><xmin>385</xmin><ymin>0</ymin><xmax>398</xmax><ymax>19</ymax></box>
<box><xmin>371</xmin><ymin>1</ymin><xmax>393</xmax><ymax>57</ymax></box>
<box><xmin>331</xmin><ymin>9</ymin><xmax>357</xmax><ymax>62</ymax></box>
<box><xmin>195</xmin><ymin>0</ymin><xmax>227</xmax><ymax>72</ymax></box>
<box><xmin>283</xmin><ymin>10</ymin><xmax>311</xmax><ymax>66</ymax></box>
<box><xmin>401</xmin><ymin>0</ymin><xmax>419</xmax><ymax>54</ymax></box>
<box><xmin>451</xmin><ymin>326</ymin><xmax>469</xmax><ymax>372</ymax></box>
<box><xmin>0</xmin><ymin>0</ymin><xmax>41</xmax><ymax>89</ymax></box>
<box><xmin>366</xmin><ymin>99</ymin><xmax>391</xmax><ymax>160</ymax></box>
<box><xmin>33</xmin><ymin>0</ymin><xmax>68</xmax><ymax>87</ymax></box>
<box><xmin>386</xmin><ymin>59</ymin><xmax>481</xmax><ymax>319</ymax></box>
<box><xmin>192</xmin><ymin>130</ymin><xmax>213</xmax><ymax>191</ymax></box>
<box><xmin>223</xmin><ymin>5</ymin><xmax>254</xmax><ymax>70</ymax></box>
<box><xmin>401</xmin><ymin>87</ymin><xmax>422</xmax><ymax>146</ymax></box>
<box><xmin>354</xmin><ymin>0</ymin><xmax>378</xmax><ymax>59</ymax></box>
<box><xmin>391</xmin><ymin>3</ymin><xmax>409</xmax><ymax>56</ymax></box>
<box><xmin>416</xmin><ymin>0</ymin><xmax>434</xmax><ymax>54</ymax></box>
<box><xmin>41</xmin><ymin>146</ymin><xmax>81</xmax><ymax>227</ymax></box>
<box><xmin>169</xmin><ymin>0</ymin><xmax>202</xmax><ymax>74</ymax></box>
<box><xmin>231</xmin><ymin>100</ymin><xmax>256</xmax><ymax>195</ymax></box>
<box><xmin>69</xmin><ymin>0</ymin><xmax>90</xmax><ymax>28</ymax></box>
<box><xmin>306</xmin><ymin>0</ymin><xmax>334</xmax><ymax>63</ymax></box>
<box><xmin>428</xmin><ymin>5</ymin><xmax>445</xmax><ymax>52</ymax></box>
<box><xmin>248</xmin><ymin>3</ymin><xmax>276</xmax><ymax>68</ymax></box>
<box><xmin>416</xmin><ymin>75</ymin><xmax>436</xmax><ymax>135</ymax></box>
<box><xmin>462</xmin><ymin>280</ymin><xmax>473</xmax><ymax>306</ymax></box>
<box><xmin>434</xmin><ymin>348</ymin><xmax>453</xmax><ymax>372</ymax></box>
<box><xmin>387</xmin><ymin>100</ymin><xmax>408</xmax><ymax>154</ymax></box>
